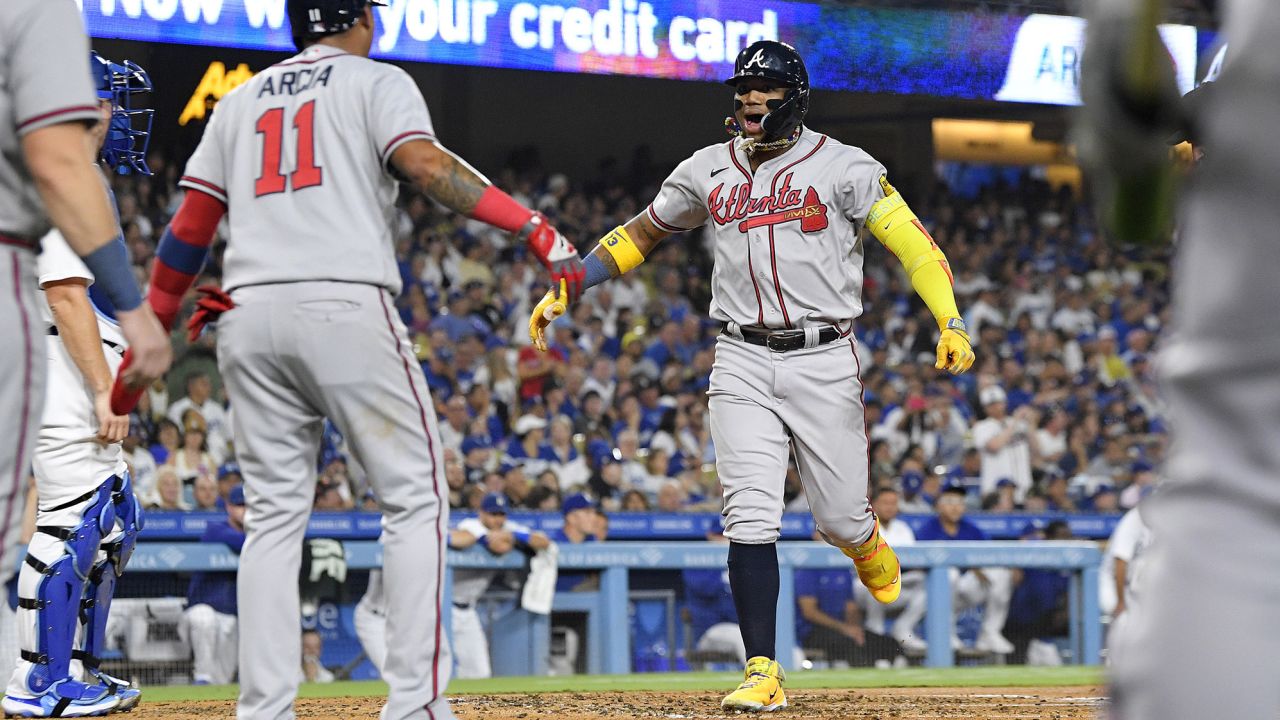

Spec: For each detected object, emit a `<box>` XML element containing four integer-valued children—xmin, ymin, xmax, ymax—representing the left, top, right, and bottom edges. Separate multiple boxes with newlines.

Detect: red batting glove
<box><xmin>110</xmin><ymin>350</ymin><xmax>144</xmax><ymax>415</ymax></box>
<box><xmin>520</xmin><ymin>213</ymin><xmax>585</xmax><ymax>304</ymax></box>
<box><xmin>186</xmin><ymin>285</ymin><xmax>235</xmax><ymax>342</ymax></box>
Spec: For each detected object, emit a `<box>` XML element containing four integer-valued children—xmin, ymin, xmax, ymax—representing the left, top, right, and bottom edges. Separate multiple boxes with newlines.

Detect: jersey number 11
<box><xmin>255</xmin><ymin>100</ymin><xmax>322</xmax><ymax>197</ymax></box>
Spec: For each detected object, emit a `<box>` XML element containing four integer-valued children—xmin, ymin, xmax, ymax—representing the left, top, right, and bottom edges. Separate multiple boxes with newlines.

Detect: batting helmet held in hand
<box><xmin>287</xmin><ymin>0</ymin><xmax>387</xmax><ymax>49</ymax></box>
<box><xmin>725</xmin><ymin>40</ymin><xmax>810</xmax><ymax>144</ymax></box>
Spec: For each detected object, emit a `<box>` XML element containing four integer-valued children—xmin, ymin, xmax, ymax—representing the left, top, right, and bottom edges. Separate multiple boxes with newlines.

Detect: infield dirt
<box><xmin>132</xmin><ymin>685</ymin><xmax>1106</xmax><ymax>719</ymax></box>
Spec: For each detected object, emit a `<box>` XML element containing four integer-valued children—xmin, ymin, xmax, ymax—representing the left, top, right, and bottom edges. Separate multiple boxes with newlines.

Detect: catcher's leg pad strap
<box><xmin>16</xmin><ymin>479</ymin><xmax>116</xmax><ymax>694</ymax></box>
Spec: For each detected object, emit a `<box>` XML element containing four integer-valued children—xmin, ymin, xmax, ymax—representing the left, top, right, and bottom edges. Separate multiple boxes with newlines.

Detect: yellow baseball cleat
<box><xmin>843</xmin><ymin>519</ymin><xmax>901</xmax><ymax>604</ymax></box>
<box><xmin>721</xmin><ymin>656</ymin><xmax>787</xmax><ymax>712</ymax></box>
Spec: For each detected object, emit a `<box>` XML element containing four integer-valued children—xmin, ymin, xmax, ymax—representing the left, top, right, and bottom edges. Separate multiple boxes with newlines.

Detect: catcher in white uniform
<box><xmin>530</xmin><ymin>40</ymin><xmax>973</xmax><ymax>712</ymax></box>
<box><xmin>2</xmin><ymin>52</ymin><xmax>150</xmax><ymax>719</ymax></box>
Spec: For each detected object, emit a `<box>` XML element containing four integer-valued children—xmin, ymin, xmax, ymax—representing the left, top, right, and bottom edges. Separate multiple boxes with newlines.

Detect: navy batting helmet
<box><xmin>90</xmin><ymin>52</ymin><xmax>153</xmax><ymax>176</ymax></box>
<box><xmin>287</xmin><ymin>0</ymin><xmax>387</xmax><ymax>49</ymax></box>
<box><xmin>725</xmin><ymin>41</ymin><xmax>810</xmax><ymax>144</ymax></box>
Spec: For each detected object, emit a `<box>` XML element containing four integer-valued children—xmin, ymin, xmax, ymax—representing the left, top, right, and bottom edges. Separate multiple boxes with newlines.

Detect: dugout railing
<box><xmin>123</xmin><ymin>540</ymin><xmax>1101</xmax><ymax>675</ymax></box>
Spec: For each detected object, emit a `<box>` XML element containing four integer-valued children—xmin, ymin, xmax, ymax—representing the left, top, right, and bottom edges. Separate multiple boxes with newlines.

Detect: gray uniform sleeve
<box><xmin>368</xmin><ymin>66</ymin><xmax>436</xmax><ymax>172</ymax></box>
<box><xmin>646</xmin><ymin>155</ymin><xmax>708</xmax><ymax>232</ymax></box>
<box><xmin>178</xmin><ymin>104</ymin><xmax>229</xmax><ymax>204</ymax></box>
<box><xmin>9</xmin><ymin>1</ymin><xmax>99</xmax><ymax>136</ymax></box>
<box><xmin>836</xmin><ymin>148</ymin><xmax>891</xmax><ymax>225</ymax></box>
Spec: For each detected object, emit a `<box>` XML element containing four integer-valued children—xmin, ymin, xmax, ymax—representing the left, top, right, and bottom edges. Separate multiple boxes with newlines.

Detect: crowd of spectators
<box><xmin>105</xmin><ymin>144</ymin><xmax>1172</xmax><ymax>521</ymax></box>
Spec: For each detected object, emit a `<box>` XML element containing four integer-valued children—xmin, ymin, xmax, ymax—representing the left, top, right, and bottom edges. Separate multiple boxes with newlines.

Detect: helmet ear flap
<box><xmin>761</xmin><ymin>88</ymin><xmax>804</xmax><ymax>139</ymax></box>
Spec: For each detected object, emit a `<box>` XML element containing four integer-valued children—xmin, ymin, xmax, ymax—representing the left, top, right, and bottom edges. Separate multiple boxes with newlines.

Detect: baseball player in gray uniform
<box><xmin>114</xmin><ymin>1</ymin><xmax>582</xmax><ymax>718</ymax></box>
<box><xmin>0</xmin><ymin>0</ymin><xmax>170</xmax><ymax>606</ymax></box>
<box><xmin>1083</xmin><ymin>2</ymin><xmax>1280</xmax><ymax>719</ymax></box>
<box><xmin>355</xmin><ymin>494</ymin><xmax>551</xmax><ymax>680</ymax></box>
<box><xmin>529</xmin><ymin>40</ymin><xmax>974</xmax><ymax>712</ymax></box>
<box><xmin>2</xmin><ymin>52</ymin><xmax>151</xmax><ymax>719</ymax></box>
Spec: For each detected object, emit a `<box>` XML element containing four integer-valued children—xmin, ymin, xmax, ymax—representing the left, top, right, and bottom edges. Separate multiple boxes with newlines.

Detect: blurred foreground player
<box><xmin>1083</xmin><ymin>1</ymin><xmax>1280</xmax><ymax>718</ymax></box>
<box><xmin>2</xmin><ymin>51</ymin><xmax>152</xmax><ymax>719</ymax></box>
<box><xmin>0</xmin><ymin>0</ymin><xmax>170</xmax><ymax>608</ymax></box>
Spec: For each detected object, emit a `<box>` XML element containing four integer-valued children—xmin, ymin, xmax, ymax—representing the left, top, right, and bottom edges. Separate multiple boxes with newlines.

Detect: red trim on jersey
<box><xmin>848</xmin><ymin>337</ymin><xmax>872</xmax><ymax>506</ymax></box>
<box><xmin>377</xmin><ymin>291</ymin><xmax>445</xmax><ymax>710</ymax></box>
<box><xmin>179</xmin><ymin>176</ymin><xmax>228</xmax><ymax>201</ymax></box>
<box><xmin>766</xmin><ymin>225</ymin><xmax>792</xmax><ymax>329</ymax></box>
<box><xmin>757</xmin><ymin>136</ymin><xmax>827</xmax><ymax>332</ymax></box>
<box><xmin>1</xmin><ymin>255</ymin><xmax>34</xmax><ymax>576</ymax></box>
<box><xmin>728</xmin><ymin>143</ymin><xmax>752</xmax><ymax>183</ymax></box>
<box><xmin>380</xmin><ymin>130</ymin><xmax>436</xmax><ymax>166</ymax></box>
<box><xmin>746</xmin><ymin>242</ymin><xmax>765</xmax><ymax>326</ymax></box>
<box><xmin>728</xmin><ymin>143</ymin><xmax>762</xmax><ymax>324</ymax></box>
<box><xmin>836</xmin><ymin>319</ymin><xmax>853</xmax><ymax>338</ymax></box>
<box><xmin>17</xmin><ymin>105</ymin><xmax>100</xmax><ymax>132</ymax></box>
<box><xmin>0</xmin><ymin>234</ymin><xmax>36</xmax><ymax>250</ymax></box>
<box><xmin>646</xmin><ymin>204</ymin><xmax>688</xmax><ymax>233</ymax></box>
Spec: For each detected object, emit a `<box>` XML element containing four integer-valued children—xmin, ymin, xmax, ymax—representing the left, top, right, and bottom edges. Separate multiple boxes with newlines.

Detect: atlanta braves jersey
<box><xmin>647</xmin><ymin>129</ymin><xmax>889</xmax><ymax>330</ymax></box>
<box><xmin>0</xmin><ymin>0</ymin><xmax>101</xmax><ymax>239</ymax></box>
<box><xmin>179</xmin><ymin>44</ymin><xmax>435</xmax><ymax>294</ymax></box>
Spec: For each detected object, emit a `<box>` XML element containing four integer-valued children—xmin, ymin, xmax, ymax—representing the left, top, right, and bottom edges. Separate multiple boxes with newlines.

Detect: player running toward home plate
<box><xmin>529</xmin><ymin>40</ymin><xmax>973</xmax><ymax>712</ymax></box>
<box><xmin>111</xmin><ymin>1</ymin><xmax>584</xmax><ymax>718</ymax></box>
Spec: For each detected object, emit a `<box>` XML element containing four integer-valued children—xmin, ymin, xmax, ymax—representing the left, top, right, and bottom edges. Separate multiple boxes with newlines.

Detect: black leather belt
<box><xmin>722</xmin><ymin>323</ymin><xmax>841</xmax><ymax>353</ymax></box>
<box><xmin>0</xmin><ymin>232</ymin><xmax>37</xmax><ymax>250</ymax></box>
<box><xmin>47</xmin><ymin>325</ymin><xmax>124</xmax><ymax>355</ymax></box>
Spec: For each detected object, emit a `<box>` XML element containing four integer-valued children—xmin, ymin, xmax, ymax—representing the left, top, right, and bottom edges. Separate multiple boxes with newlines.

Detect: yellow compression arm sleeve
<box><xmin>599</xmin><ymin>224</ymin><xmax>645</xmax><ymax>275</ymax></box>
<box><xmin>866</xmin><ymin>192</ymin><xmax>960</xmax><ymax>330</ymax></box>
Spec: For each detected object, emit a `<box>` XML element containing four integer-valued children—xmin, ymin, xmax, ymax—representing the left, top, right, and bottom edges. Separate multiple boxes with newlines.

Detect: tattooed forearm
<box><xmin>590</xmin><ymin>245</ymin><xmax>623</xmax><ymax>278</ymax></box>
<box><xmin>626</xmin><ymin>213</ymin><xmax>670</xmax><ymax>256</ymax></box>
<box><xmin>422</xmin><ymin>151</ymin><xmax>489</xmax><ymax>215</ymax></box>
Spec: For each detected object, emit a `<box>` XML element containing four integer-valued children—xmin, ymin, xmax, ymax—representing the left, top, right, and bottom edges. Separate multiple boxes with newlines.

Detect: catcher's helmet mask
<box><xmin>724</xmin><ymin>41</ymin><xmax>810</xmax><ymax>155</ymax></box>
<box><xmin>90</xmin><ymin>52</ymin><xmax>154</xmax><ymax>176</ymax></box>
<box><xmin>287</xmin><ymin>0</ymin><xmax>388</xmax><ymax>49</ymax></box>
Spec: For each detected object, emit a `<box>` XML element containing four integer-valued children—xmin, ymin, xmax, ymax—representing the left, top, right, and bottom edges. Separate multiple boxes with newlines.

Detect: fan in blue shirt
<box><xmin>681</xmin><ymin>521</ymin><xmax>744</xmax><ymax>664</ymax></box>
<box><xmin>794</xmin><ymin>567</ymin><xmax>901</xmax><ymax>667</ymax></box>
<box><xmin>892</xmin><ymin>484</ymin><xmax>1018</xmax><ymax>655</ymax></box>
<box><xmin>183</xmin><ymin>485</ymin><xmax>247</xmax><ymax>684</ymax></box>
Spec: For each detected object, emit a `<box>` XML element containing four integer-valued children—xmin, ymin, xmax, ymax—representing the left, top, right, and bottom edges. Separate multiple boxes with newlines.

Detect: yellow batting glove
<box><xmin>935</xmin><ymin>318</ymin><xmax>975</xmax><ymax>375</ymax></box>
<box><xmin>528</xmin><ymin>280</ymin><xmax>568</xmax><ymax>352</ymax></box>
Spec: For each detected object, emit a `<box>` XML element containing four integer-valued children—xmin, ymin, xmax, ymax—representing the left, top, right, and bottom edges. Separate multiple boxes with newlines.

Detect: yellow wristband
<box><xmin>600</xmin><ymin>225</ymin><xmax>645</xmax><ymax>275</ymax></box>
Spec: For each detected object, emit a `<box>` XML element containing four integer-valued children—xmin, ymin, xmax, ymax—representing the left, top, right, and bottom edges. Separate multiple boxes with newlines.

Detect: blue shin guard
<box><xmin>8</xmin><ymin>479</ymin><xmax>117</xmax><ymax>713</ymax></box>
<box><xmin>77</xmin><ymin>474</ymin><xmax>143</xmax><ymax>710</ymax></box>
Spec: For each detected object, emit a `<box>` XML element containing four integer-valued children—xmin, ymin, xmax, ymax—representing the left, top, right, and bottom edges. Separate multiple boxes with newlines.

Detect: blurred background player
<box><xmin>680</xmin><ymin>519</ymin><xmax>745</xmax><ymax>666</ymax></box>
<box><xmin>2</xmin><ymin>51</ymin><xmax>153</xmax><ymax>718</ymax></box>
<box><xmin>529</xmin><ymin>40</ymin><xmax>974</xmax><ymax>712</ymax></box>
<box><xmin>355</xmin><ymin>493</ymin><xmax>551</xmax><ymax>680</ymax></box>
<box><xmin>858</xmin><ymin>486</ymin><xmax>924</xmax><ymax>654</ymax></box>
<box><xmin>891</xmin><ymin>484</ymin><xmax>1016</xmax><ymax>654</ymax></box>
<box><xmin>1081</xmin><ymin>2</ymin><xmax>1280</xmax><ymax>718</ymax></box>
<box><xmin>0</xmin><ymin>0</ymin><xmax>170</xmax><ymax>613</ymax></box>
<box><xmin>445</xmin><ymin>493</ymin><xmax>550</xmax><ymax>679</ymax></box>
<box><xmin>1104</xmin><ymin>499</ymin><xmax>1152</xmax><ymax>668</ymax></box>
<box><xmin>180</xmin><ymin>484</ymin><xmax>246</xmax><ymax>686</ymax></box>
<box><xmin>794</xmin><ymin>531</ymin><xmax>903</xmax><ymax>668</ymax></box>
<box><xmin>110</xmin><ymin>0</ymin><xmax>585</xmax><ymax>716</ymax></box>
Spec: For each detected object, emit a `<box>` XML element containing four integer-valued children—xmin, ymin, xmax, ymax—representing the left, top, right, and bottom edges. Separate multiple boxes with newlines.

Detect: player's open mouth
<box><xmin>743</xmin><ymin>114</ymin><xmax>764</xmax><ymax>132</ymax></box>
